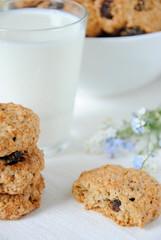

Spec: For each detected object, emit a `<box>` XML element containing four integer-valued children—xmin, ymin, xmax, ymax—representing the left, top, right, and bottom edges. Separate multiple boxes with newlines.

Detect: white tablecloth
<box><xmin>1</xmin><ymin>79</ymin><xmax>161</xmax><ymax>240</ymax></box>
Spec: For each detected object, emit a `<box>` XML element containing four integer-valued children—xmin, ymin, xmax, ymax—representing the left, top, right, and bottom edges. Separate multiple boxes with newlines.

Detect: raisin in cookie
<box><xmin>0</xmin><ymin>102</ymin><xmax>40</xmax><ymax>157</ymax></box>
<box><xmin>95</xmin><ymin>0</ymin><xmax>161</xmax><ymax>36</ymax></box>
<box><xmin>123</xmin><ymin>0</ymin><xmax>161</xmax><ymax>35</ymax></box>
<box><xmin>95</xmin><ymin>0</ymin><xmax>127</xmax><ymax>34</ymax></box>
<box><xmin>73</xmin><ymin>0</ymin><xmax>102</xmax><ymax>37</ymax></box>
<box><xmin>72</xmin><ymin>165</ymin><xmax>161</xmax><ymax>228</ymax></box>
<box><xmin>0</xmin><ymin>146</ymin><xmax>44</xmax><ymax>194</ymax></box>
<box><xmin>0</xmin><ymin>173</ymin><xmax>44</xmax><ymax>220</ymax></box>
<box><xmin>37</xmin><ymin>0</ymin><xmax>64</xmax><ymax>9</ymax></box>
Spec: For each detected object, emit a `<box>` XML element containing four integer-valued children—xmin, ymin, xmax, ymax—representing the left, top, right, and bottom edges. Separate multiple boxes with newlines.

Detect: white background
<box><xmin>1</xmin><ymin>78</ymin><xmax>161</xmax><ymax>240</ymax></box>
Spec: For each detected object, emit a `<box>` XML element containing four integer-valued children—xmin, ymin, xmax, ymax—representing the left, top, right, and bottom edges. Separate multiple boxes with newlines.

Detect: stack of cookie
<box><xmin>0</xmin><ymin>102</ymin><xmax>45</xmax><ymax>220</ymax></box>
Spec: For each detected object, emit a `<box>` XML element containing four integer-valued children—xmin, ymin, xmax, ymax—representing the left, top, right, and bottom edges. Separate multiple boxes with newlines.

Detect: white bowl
<box><xmin>79</xmin><ymin>32</ymin><xmax>161</xmax><ymax>96</ymax></box>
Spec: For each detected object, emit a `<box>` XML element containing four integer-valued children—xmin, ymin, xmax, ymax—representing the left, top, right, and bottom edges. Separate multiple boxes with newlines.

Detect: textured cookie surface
<box><xmin>14</xmin><ymin>0</ymin><xmax>44</xmax><ymax>8</ymax></box>
<box><xmin>0</xmin><ymin>102</ymin><xmax>40</xmax><ymax>157</ymax></box>
<box><xmin>95</xmin><ymin>0</ymin><xmax>161</xmax><ymax>35</ymax></box>
<box><xmin>0</xmin><ymin>173</ymin><xmax>44</xmax><ymax>220</ymax></box>
<box><xmin>95</xmin><ymin>0</ymin><xmax>127</xmax><ymax>35</ymax></box>
<box><xmin>123</xmin><ymin>0</ymin><xmax>161</xmax><ymax>34</ymax></box>
<box><xmin>73</xmin><ymin>0</ymin><xmax>102</xmax><ymax>37</ymax></box>
<box><xmin>37</xmin><ymin>0</ymin><xmax>64</xmax><ymax>9</ymax></box>
<box><xmin>0</xmin><ymin>146</ymin><xmax>44</xmax><ymax>194</ymax></box>
<box><xmin>72</xmin><ymin>165</ymin><xmax>161</xmax><ymax>228</ymax></box>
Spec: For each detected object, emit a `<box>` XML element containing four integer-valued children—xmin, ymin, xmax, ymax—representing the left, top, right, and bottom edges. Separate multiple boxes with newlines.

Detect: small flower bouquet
<box><xmin>85</xmin><ymin>107</ymin><xmax>161</xmax><ymax>171</ymax></box>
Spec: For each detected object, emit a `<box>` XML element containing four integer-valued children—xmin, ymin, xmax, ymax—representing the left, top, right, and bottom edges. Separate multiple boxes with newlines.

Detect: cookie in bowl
<box><xmin>95</xmin><ymin>0</ymin><xmax>127</xmax><ymax>35</ymax></box>
<box><xmin>123</xmin><ymin>0</ymin><xmax>161</xmax><ymax>35</ymax></box>
<box><xmin>95</xmin><ymin>0</ymin><xmax>161</xmax><ymax>36</ymax></box>
<box><xmin>13</xmin><ymin>0</ymin><xmax>44</xmax><ymax>8</ymax></box>
<box><xmin>73</xmin><ymin>0</ymin><xmax>102</xmax><ymax>37</ymax></box>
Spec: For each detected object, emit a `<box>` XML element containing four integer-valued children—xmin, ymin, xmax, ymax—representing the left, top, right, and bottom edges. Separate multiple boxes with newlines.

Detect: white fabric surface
<box><xmin>1</xmin><ymin>78</ymin><xmax>161</xmax><ymax>240</ymax></box>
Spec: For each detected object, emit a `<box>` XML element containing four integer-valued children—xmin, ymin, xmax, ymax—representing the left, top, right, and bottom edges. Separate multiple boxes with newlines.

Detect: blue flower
<box><xmin>151</xmin><ymin>152</ymin><xmax>155</xmax><ymax>158</ymax></box>
<box><xmin>123</xmin><ymin>141</ymin><xmax>135</xmax><ymax>152</ymax></box>
<box><xmin>105</xmin><ymin>138</ymin><xmax>135</xmax><ymax>156</ymax></box>
<box><xmin>105</xmin><ymin>139</ymin><xmax>117</xmax><ymax>154</ymax></box>
<box><xmin>105</xmin><ymin>138</ymin><xmax>124</xmax><ymax>155</ymax></box>
<box><xmin>112</xmin><ymin>138</ymin><xmax>124</xmax><ymax>146</ymax></box>
<box><xmin>132</xmin><ymin>155</ymin><xmax>145</xmax><ymax>169</ymax></box>
<box><xmin>131</xmin><ymin>116</ymin><xmax>145</xmax><ymax>134</ymax></box>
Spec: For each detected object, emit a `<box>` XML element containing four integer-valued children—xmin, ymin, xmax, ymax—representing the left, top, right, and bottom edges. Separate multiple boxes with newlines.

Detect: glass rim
<box><xmin>0</xmin><ymin>0</ymin><xmax>87</xmax><ymax>32</ymax></box>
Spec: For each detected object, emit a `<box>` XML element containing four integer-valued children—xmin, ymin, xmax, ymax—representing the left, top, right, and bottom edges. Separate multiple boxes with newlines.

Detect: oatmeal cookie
<box><xmin>95</xmin><ymin>0</ymin><xmax>161</xmax><ymax>35</ymax></box>
<box><xmin>13</xmin><ymin>0</ymin><xmax>44</xmax><ymax>8</ymax></box>
<box><xmin>95</xmin><ymin>0</ymin><xmax>127</xmax><ymax>34</ymax></box>
<box><xmin>37</xmin><ymin>0</ymin><xmax>64</xmax><ymax>9</ymax></box>
<box><xmin>0</xmin><ymin>102</ymin><xmax>40</xmax><ymax>157</ymax></box>
<box><xmin>72</xmin><ymin>165</ymin><xmax>161</xmax><ymax>228</ymax></box>
<box><xmin>0</xmin><ymin>173</ymin><xmax>44</xmax><ymax>220</ymax></box>
<box><xmin>73</xmin><ymin>0</ymin><xmax>102</xmax><ymax>37</ymax></box>
<box><xmin>122</xmin><ymin>0</ymin><xmax>161</xmax><ymax>34</ymax></box>
<box><xmin>0</xmin><ymin>146</ymin><xmax>44</xmax><ymax>194</ymax></box>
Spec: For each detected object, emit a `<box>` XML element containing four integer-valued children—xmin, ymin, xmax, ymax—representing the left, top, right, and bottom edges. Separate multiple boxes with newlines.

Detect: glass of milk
<box><xmin>0</xmin><ymin>0</ymin><xmax>87</xmax><ymax>156</ymax></box>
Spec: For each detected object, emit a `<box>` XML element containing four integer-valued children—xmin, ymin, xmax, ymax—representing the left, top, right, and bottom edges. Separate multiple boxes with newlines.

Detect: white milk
<box><xmin>0</xmin><ymin>8</ymin><xmax>85</xmax><ymax>152</ymax></box>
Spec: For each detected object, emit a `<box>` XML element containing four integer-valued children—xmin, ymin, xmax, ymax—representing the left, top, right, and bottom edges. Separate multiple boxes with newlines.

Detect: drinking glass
<box><xmin>0</xmin><ymin>0</ymin><xmax>87</xmax><ymax>157</ymax></box>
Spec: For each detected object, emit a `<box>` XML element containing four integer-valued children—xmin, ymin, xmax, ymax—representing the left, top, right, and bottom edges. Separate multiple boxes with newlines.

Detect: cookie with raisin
<box><xmin>0</xmin><ymin>146</ymin><xmax>44</xmax><ymax>194</ymax></box>
<box><xmin>95</xmin><ymin>0</ymin><xmax>161</xmax><ymax>36</ymax></box>
<box><xmin>0</xmin><ymin>103</ymin><xmax>40</xmax><ymax>157</ymax></box>
<box><xmin>73</xmin><ymin>0</ymin><xmax>102</xmax><ymax>37</ymax></box>
<box><xmin>72</xmin><ymin>165</ymin><xmax>161</xmax><ymax>228</ymax></box>
<box><xmin>37</xmin><ymin>0</ymin><xmax>64</xmax><ymax>9</ymax></box>
<box><xmin>95</xmin><ymin>0</ymin><xmax>127</xmax><ymax>35</ymax></box>
<box><xmin>124</xmin><ymin>0</ymin><xmax>161</xmax><ymax>34</ymax></box>
<box><xmin>13</xmin><ymin>0</ymin><xmax>44</xmax><ymax>8</ymax></box>
<box><xmin>0</xmin><ymin>173</ymin><xmax>44</xmax><ymax>220</ymax></box>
